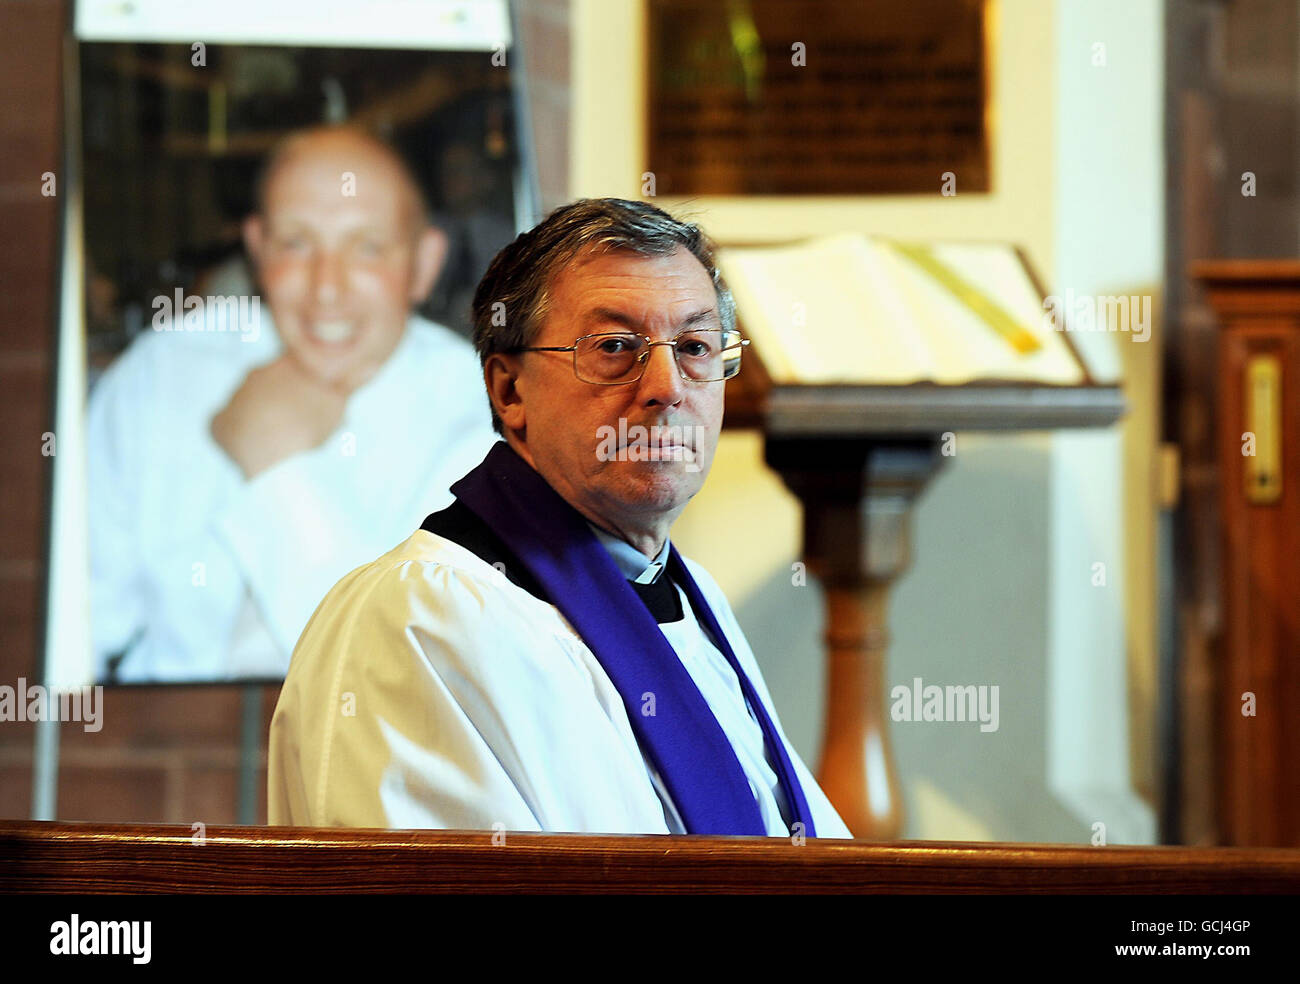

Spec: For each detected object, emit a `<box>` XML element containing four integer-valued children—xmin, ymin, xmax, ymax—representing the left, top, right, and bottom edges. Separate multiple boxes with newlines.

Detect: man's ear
<box><xmin>409</xmin><ymin>226</ymin><xmax>448</xmax><ymax>304</ymax></box>
<box><xmin>242</xmin><ymin>215</ymin><xmax>265</xmax><ymax>269</ymax></box>
<box><xmin>484</xmin><ymin>353</ymin><xmax>526</xmax><ymax>433</ymax></box>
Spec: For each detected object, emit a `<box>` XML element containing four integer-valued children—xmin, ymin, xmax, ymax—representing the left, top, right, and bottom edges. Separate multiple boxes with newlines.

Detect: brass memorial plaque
<box><xmin>647</xmin><ymin>0</ymin><xmax>990</xmax><ymax>195</ymax></box>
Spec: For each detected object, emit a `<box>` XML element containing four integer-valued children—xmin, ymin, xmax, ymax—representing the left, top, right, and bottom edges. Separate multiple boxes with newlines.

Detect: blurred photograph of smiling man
<box><xmin>86</xmin><ymin>125</ymin><xmax>496</xmax><ymax>683</ymax></box>
<box><xmin>270</xmin><ymin>198</ymin><xmax>851</xmax><ymax>838</ymax></box>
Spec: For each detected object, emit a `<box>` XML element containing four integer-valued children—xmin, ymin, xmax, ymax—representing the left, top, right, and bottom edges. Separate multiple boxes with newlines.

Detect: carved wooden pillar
<box><xmin>766</xmin><ymin>437</ymin><xmax>944</xmax><ymax>840</ymax></box>
<box><xmin>728</xmin><ymin>374</ymin><xmax>1124</xmax><ymax>841</ymax></box>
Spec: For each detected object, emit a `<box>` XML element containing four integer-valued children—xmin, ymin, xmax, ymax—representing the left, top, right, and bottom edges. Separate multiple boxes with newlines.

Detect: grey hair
<box><xmin>471</xmin><ymin>198</ymin><xmax>737</xmax><ymax>434</ymax></box>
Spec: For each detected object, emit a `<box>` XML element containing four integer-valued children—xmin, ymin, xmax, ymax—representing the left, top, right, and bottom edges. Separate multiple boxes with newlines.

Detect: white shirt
<box><xmin>85</xmin><ymin>313</ymin><xmax>498</xmax><ymax>683</ymax></box>
<box><xmin>268</xmin><ymin>525</ymin><xmax>852</xmax><ymax>838</ymax></box>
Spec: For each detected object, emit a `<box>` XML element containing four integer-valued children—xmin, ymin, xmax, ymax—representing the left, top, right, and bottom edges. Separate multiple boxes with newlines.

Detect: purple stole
<box><xmin>450</xmin><ymin>442</ymin><xmax>817</xmax><ymax>837</ymax></box>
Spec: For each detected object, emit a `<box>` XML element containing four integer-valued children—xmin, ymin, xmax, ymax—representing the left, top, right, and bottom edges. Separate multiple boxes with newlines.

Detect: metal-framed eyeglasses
<box><xmin>513</xmin><ymin>327</ymin><xmax>749</xmax><ymax>385</ymax></box>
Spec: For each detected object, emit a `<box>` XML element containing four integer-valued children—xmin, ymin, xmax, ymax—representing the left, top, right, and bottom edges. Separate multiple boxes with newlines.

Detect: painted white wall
<box><xmin>1045</xmin><ymin>0</ymin><xmax>1163</xmax><ymax>843</ymax></box>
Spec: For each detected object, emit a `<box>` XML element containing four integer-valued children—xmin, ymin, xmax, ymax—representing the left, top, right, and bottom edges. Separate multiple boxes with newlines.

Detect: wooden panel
<box><xmin>0</xmin><ymin>363</ymin><xmax>51</xmax><ymax>565</ymax></box>
<box><xmin>1216</xmin><ymin>321</ymin><xmax>1300</xmax><ymax>846</ymax></box>
<box><xmin>1195</xmin><ymin>260</ymin><xmax>1300</xmax><ymax>847</ymax></box>
<box><xmin>3</xmin><ymin>820</ymin><xmax>1300</xmax><ymax>893</ymax></box>
<box><xmin>646</xmin><ymin>0</ymin><xmax>990</xmax><ymax>196</ymax></box>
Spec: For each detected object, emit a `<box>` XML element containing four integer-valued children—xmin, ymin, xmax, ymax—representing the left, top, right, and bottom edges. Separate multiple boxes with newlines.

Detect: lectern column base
<box><xmin>766</xmin><ymin>437</ymin><xmax>946</xmax><ymax>841</ymax></box>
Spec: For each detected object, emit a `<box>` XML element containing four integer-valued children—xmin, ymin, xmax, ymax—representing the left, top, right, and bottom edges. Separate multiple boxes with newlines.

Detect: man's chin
<box><xmin>285</xmin><ymin>345</ymin><xmax>366</xmax><ymax>388</ymax></box>
<box><xmin>294</xmin><ymin>357</ymin><xmax>348</xmax><ymax>387</ymax></box>
<box><xmin>611</xmin><ymin>462</ymin><xmax>706</xmax><ymax>508</ymax></box>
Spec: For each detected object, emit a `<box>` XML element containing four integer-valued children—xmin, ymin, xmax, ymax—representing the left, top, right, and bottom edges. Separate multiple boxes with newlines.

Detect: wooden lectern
<box><xmin>722</xmin><ymin>240</ymin><xmax>1125</xmax><ymax>839</ymax></box>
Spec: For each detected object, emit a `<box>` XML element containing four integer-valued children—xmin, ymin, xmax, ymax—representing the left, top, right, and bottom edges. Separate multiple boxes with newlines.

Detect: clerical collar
<box><xmin>587</xmin><ymin>523</ymin><xmax>670</xmax><ymax>585</ymax></box>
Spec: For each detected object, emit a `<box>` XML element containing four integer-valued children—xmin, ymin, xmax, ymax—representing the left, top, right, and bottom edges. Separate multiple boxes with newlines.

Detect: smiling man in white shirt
<box><xmin>269</xmin><ymin>198</ymin><xmax>851</xmax><ymax>838</ymax></box>
<box><xmin>87</xmin><ymin>126</ymin><xmax>497</xmax><ymax>682</ymax></box>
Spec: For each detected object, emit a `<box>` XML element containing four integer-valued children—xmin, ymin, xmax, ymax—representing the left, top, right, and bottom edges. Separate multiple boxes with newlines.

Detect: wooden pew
<box><xmin>3</xmin><ymin>820</ymin><xmax>1298</xmax><ymax>893</ymax></box>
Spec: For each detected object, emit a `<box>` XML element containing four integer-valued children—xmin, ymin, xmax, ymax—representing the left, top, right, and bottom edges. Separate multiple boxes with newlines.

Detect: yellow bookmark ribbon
<box><xmin>886</xmin><ymin>241</ymin><xmax>1042</xmax><ymax>355</ymax></box>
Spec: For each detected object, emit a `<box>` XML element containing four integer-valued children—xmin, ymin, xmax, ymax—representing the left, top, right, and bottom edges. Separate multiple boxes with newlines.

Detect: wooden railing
<box><xmin>3</xmin><ymin>820</ymin><xmax>1300</xmax><ymax>892</ymax></box>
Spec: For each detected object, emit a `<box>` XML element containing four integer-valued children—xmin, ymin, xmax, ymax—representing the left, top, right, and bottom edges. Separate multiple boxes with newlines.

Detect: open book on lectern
<box><xmin>716</xmin><ymin>235</ymin><xmax>1088</xmax><ymax>387</ymax></box>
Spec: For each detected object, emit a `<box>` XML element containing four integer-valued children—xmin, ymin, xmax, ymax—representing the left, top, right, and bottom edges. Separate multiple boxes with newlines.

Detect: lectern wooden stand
<box><xmin>727</xmin><ymin>360</ymin><xmax>1125</xmax><ymax>839</ymax></box>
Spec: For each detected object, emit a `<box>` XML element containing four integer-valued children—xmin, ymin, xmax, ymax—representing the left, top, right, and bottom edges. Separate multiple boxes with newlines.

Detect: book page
<box><xmin>717</xmin><ymin>235</ymin><xmax>1085</xmax><ymax>386</ymax></box>
<box><xmin>717</xmin><ymin>235</ymin><xmax>936</xmax><ymax>384</ymax></box>
<box><xmin>921</xmin><ymin>242</ymin><xmax>1084</xmax><ymax>384</ymax></box>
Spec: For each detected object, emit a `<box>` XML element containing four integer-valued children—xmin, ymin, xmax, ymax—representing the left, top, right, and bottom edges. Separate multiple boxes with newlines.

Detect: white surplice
<box><xmin>86</xmin><ymin>313</ymin><xmax>497</xmax><ymax>683</ymax></box>
<box><xmin>268</xmin><ymin>522</ymin><xmax>853</xmax><ymax>838</ymax></box>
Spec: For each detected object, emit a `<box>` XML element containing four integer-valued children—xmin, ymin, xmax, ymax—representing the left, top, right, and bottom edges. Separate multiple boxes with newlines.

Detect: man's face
<box><xmin>244</xmin><ymin>136</ymin><xmax>441</xmax><ymax>391</ymax></box>
<box><xmin>501</xmin><ymin>245</ymin><xmax>727</xmax><ymax>540</ymax></box>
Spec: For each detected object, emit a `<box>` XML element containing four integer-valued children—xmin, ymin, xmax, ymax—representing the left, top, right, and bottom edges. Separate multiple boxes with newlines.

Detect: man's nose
<box><xmin>310</xmin><ymin>249</ymin><xmax>345</xmax><ymax>305</ymax></box>
<box><xmin>636</xmin><ymin>341</ymin><xmax>685</xmax><ymax>407</ymax></box>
